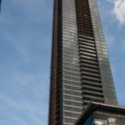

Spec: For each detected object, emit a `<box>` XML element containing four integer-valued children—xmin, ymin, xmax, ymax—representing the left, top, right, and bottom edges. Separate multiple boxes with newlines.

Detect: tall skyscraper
<box><xmin>49</xmin><ymin>0</ymin><xmax>118</xmax><ymax>125</ymax></box>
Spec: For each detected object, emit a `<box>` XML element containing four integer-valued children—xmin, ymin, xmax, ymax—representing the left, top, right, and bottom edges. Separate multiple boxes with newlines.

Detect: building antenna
<box><xmin>117</xmin><ymin>0</ymin><xmax>124</xmax><ymax>8</ymax></box>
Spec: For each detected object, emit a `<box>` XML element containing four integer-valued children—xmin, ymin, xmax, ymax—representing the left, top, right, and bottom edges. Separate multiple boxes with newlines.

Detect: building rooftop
<box><xmin>75</xmin><ymin>102</ymin><xmax>125</xmax><ymax>125</ymax></box>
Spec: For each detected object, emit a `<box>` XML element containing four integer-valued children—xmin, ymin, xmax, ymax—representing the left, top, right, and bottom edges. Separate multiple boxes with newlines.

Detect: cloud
<box><xmin>106</xmin><ymin>35</ymin><xmax>115</xmax><ymax>48</ymax></box>
<box><xmin>102</xmin><ymin>26</ymin><xmax>115</xmax><ymax>49</ymax></box>
<box><xmin>112</xmin><ymin>0</ymin><xmax>125</xmax><ymax>24</ymax></box>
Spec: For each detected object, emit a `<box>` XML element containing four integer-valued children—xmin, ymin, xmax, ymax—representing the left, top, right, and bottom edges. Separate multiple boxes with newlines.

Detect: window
<box><xmin>94</xmin><ymin>119</ymin><xmax>107</xmax><ymax>125</ymax></box>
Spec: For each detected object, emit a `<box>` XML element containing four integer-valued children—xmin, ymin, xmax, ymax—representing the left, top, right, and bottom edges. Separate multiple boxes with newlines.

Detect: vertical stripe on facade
<box><xmin>62</xmin><ymin>0</ymin><xmax>83</xmax><ymax>124</ymax></box>
<box><xmin>88</xmin><ymin>0</ymin><xmax>117</xmax><ymax>105</ymax></box>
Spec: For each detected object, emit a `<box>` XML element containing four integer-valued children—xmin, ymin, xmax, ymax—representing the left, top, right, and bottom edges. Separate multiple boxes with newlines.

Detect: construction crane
<box><xmin>117</xmin><ymin>0</ymin><xmax>124</xmax><ymax>8</ymax></box>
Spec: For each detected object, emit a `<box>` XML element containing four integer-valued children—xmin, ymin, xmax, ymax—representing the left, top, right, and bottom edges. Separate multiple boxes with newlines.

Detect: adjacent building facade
<box><xmin>49</xmin><ymin>0</ymin><xmax>118</xmax><ymax>125</ymax></box>
<box><xmin>76</xmin><ymin>102</ymin><xmax>125</xmax><ymax>125</ymax></box>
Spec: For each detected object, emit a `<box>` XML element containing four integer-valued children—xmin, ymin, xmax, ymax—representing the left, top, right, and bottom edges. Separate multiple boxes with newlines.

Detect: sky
<box><xmin>0</xmin><ymin>0</ymin><xmax>125</xmax><ymax>125</ymax></box>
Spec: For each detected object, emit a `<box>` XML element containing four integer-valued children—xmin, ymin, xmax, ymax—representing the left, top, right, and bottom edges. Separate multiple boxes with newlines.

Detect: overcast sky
<box><xmin>0</xmin><ymin>0</ymin><xmax>125</xmax><ymax>125</ymax></box>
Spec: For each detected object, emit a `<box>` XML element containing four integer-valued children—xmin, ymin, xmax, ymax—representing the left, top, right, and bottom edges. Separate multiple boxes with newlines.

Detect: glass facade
<box><xmin>62</xmin><ymin>0</ymin><xmax>83</xmax><ymax>124</ymax></box>
<box><xmin>88</xmin><ymin>0</ymin><xmax>117</xmax><ymax>105</ymax></box>
<box><xmin>94</xmin><ymin>119</ymin><xmax>107</xmax><ymax>125</ymax></box>
<box><xmin>49</xmin><ymin>0</ymin><xmax>118</xmax><ymax>125</ymax></box>
<box><xmin>94</xmin><ymin>111</ymin><xmax>125</xmax><ymax>125</ymax></box>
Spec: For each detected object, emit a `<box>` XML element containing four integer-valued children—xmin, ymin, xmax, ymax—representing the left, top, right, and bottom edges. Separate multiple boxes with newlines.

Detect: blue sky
<box><xmin>0</xmin><ymin>0</ymin><xmax>125</xmax><ymax>125</ymax></box>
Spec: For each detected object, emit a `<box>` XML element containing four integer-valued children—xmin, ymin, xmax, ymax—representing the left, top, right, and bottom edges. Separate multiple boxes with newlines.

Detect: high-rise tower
<box><xmin>49</xmin><ymin>0</ymin><xmax>118</xmax><ymax>125</ymax></box>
